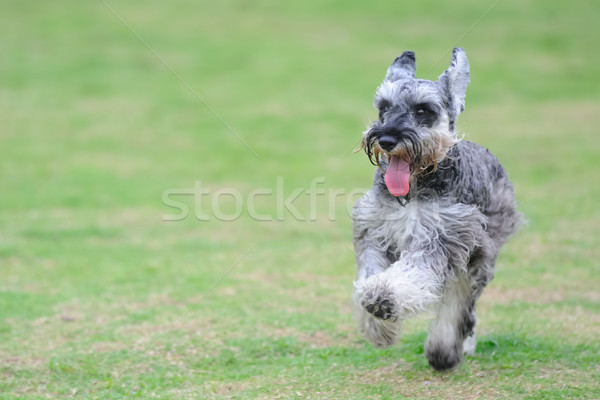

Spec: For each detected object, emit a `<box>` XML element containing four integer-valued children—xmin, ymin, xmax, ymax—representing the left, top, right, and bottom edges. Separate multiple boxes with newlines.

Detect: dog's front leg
<box><xmin>355</xmin><ymin>245</ymin><xmax>450</xmax><ymax>322</ymax></box>
<box><xmin>352</xmin><ymin>200</ymin><xmax>399</xmax><ymax>347</ymax></box>
<box><xmin>352</xmin><ymin>242</ymin><xmax>401</xmax><ymax>348</ymax></box>
<box><xmin>352</xmin><ymin>225</ymin><xmax>453</xmax><ymax>348</ymax></box>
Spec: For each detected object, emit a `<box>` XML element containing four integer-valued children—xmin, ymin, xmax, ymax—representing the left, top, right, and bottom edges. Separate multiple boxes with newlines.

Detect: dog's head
<box><xmin>361</xmin><ymin>48</ymin><xmax>470</xmax><ymax>197</ymax></box>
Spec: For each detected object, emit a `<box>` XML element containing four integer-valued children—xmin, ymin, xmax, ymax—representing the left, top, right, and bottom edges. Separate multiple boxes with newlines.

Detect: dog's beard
<box><xmin>359</xmin><ymin>125</ymin><xmax>460</xmax><ymax>196</ymax></box>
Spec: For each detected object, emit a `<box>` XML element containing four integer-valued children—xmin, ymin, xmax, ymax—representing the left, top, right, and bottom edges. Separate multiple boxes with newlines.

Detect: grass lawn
<box><xmin>1</xmin><ymin>0</ymin><xmax>599</xmax><ymax>398</ymax></box>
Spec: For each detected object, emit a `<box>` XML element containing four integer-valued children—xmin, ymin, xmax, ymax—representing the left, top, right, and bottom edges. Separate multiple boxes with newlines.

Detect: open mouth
<box><xmin>360</xmin><ymin>131</ymin><xmax>417</xmax><ymax>197</ymax></box>
<box><xmin>384</xmin><ymin>155</ymin><xmax>411</xmax><ymax>197</ymax></box>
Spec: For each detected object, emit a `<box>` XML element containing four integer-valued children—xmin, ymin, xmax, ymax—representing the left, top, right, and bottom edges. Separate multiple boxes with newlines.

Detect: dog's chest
<box><xmin>369</xmin><ymin>200</ymin><xmax>440</xmax><ymax>256</ymax></box>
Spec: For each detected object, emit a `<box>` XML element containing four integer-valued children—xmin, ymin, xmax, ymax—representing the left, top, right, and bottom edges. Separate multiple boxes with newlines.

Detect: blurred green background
<box><xmin>1</xmin><ymin>0</ymin><xmax>599</xmax><ymax>398</ymax></box>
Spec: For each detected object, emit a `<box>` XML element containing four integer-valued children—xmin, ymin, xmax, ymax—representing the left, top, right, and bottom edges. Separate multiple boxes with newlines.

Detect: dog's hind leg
<box><xmin>463</xmin><ymin>246</ymin><xmax>498</xmax><ymax>355</ymax></box>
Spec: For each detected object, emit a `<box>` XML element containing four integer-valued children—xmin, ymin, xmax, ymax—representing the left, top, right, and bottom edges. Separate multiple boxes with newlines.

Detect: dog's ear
<box><xmin>384</xmin><ymin>51</ymin><xmax>417</xmax><ymax>82</ymax></box>
<box><xmin>438</xmin><ymin>48</ymin><xmax>470</xmax><ymax>119</ymax></box>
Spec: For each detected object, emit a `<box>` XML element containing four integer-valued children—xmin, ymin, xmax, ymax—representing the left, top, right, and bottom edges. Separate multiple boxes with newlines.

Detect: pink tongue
<box><xmin>384</xmin><ymin>156</ymin><xmax>411</xmax><ymax>197</ymax></box>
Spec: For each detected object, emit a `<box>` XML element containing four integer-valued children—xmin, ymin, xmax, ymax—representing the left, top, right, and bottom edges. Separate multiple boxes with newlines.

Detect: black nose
<box><xmin>378</xmin><ymin>135</ymin><xmax>398</xmax><ymax>151</ymax></box>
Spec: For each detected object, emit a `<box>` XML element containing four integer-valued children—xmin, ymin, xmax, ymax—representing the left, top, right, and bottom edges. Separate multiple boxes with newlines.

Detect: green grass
<box><xmin>1</xmin><ymin>0</ymin><xmax>599</xmax><ymax>398</ymax></box>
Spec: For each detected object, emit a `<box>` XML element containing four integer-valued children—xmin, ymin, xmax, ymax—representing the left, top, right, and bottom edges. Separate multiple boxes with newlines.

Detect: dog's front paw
<box><xmin>360</xmin><ymin>287</ymin><xmax>398</xmax><ymax>321</ymax></box>
<box><xmin>353</xmin><ymin>278</ymin><xmax>404</xmax><ymax>347</ymax></box>
<box><xmin>353</xmin><ymin>283</ymin><xmax>402</xmax><ymax>348</ymax></box>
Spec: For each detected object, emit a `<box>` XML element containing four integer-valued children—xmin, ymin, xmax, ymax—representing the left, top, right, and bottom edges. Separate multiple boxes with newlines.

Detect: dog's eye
<box><xmin>414</xmin><ymin>104</ymin><xmax>438</xmax><ymax>126</ymax></box>
<box><xmin>415</xmin><ymin>104</ymin><xmax>430</xmax><ymax>116</ymax></box>
<box><xmin>414</xmin><ymin>104</ymin><xmax>437</xmax><ymax>119</ymax></box>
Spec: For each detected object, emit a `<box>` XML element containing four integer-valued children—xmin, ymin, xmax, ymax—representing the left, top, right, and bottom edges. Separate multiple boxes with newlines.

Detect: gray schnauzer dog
<box><xmin>352</xmin><ymin>48</ymin><xmax>521</xmax><ymax>370</ymax></box>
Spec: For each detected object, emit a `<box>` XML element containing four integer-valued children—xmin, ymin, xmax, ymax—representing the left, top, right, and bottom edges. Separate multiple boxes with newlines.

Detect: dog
<box><xmin>352</xmin><ymin>48</ymin><xmax>521</xmax><ymax>370</ymax></box>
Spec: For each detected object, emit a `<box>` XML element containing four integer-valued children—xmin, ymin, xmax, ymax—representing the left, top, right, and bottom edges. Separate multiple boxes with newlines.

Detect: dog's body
<box><xmin>352</xmin><ymin>48</ymin><xmax>521</xmax><ymax>370</ymax></box>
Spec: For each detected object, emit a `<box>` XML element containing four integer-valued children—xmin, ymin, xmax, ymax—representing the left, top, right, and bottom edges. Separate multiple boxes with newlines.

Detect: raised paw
<box><xmin>362</xmin><ymin>294</ymin><xmax>398</xmax><ymax>321</ymax></box>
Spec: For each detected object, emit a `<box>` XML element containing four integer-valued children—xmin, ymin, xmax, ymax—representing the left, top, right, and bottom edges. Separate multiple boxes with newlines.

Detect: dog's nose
<box><xmin>378</xmin><ymin>135</ymin><xmax>398</xmax><ymax>151</ymax></box>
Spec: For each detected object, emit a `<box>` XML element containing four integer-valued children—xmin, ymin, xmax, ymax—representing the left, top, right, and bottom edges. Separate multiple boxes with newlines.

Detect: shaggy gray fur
<box><xmin>352</xmin><ymin>48</ymin><xmax>521</xmax><ymax>370</ymax></box>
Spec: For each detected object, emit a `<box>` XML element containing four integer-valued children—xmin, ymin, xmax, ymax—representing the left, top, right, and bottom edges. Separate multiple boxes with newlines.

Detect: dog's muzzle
<box><xmin>372</xmin><ymin>128</ymin><xmax>419</xmax><ymax>197</ymax></box>
<box><xmin>378</xmin><ymin>135</ymin><xmax>398</xmax><ymax>152</ymax></box>
<box><xmin>376</xmin><ymin>127</ymin><xmax>419</xmax><ymax>155</ymax></box>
